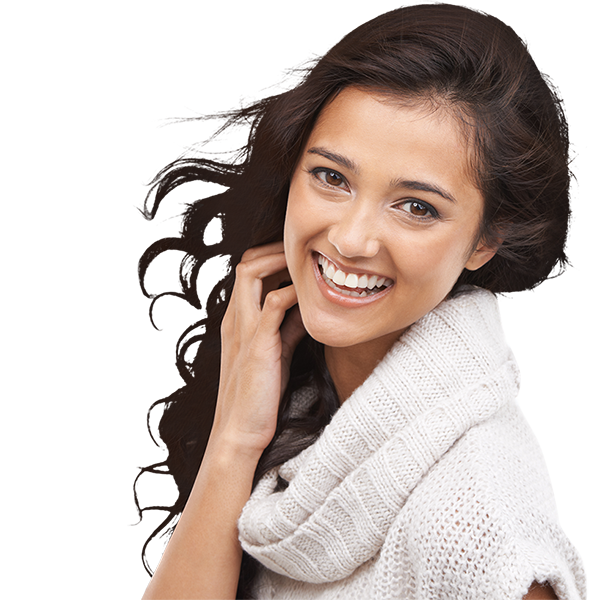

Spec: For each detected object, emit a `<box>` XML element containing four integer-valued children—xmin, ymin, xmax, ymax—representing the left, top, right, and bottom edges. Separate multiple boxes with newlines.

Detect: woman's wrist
<box><xmin>205</xmin><ymin>427</ymin><xmax>266</xmax><ymax>469</ymax></box>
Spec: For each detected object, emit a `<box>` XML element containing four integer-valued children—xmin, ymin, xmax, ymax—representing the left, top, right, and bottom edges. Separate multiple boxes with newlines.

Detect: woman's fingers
<box><xmin>231</xmin><ymin>250</ymin><xmax>288</xmax><ymax>308</ymax></box>
<box><xmin>261</xmin><ymin>271</ymin><xmax>293</xmax><ymax>306</ymax></box>
<box><xmin>239</xmin><ymin>241</ymin><xmax>289</xmax><ymax>302</ymax></box>
<box><xmin>255</xmin><ymin>283</ymin><xmax>302</xmax><ymax>345</ymax></box>
<box><xmin>222</xmin><ymin>249</ymin><xmax>287</xmax><ymax>339</ymax></box>
<box><xmin>220</xmin><ymin>245</ymin><xmax>297</xmax><ymax>370</ymax></box>
<box><xmin>240</xmin><ymin>240</ymin><xmax>284</xmax><ymax>262</ymax></box>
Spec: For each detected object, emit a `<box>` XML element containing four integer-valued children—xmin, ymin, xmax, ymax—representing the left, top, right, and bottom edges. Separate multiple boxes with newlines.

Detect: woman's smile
<box><xmin>312</xmin><ymin>251</ymin><xmax>395</xmax><ymax>310</ymax></box>
<box><xmin>284</xmin><ymin>87</ymin><xmax>496</xmax><ymax>354</ymax></box>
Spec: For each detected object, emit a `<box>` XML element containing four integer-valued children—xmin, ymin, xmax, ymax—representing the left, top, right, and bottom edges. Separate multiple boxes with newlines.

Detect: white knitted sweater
<box><xmin>238</xmin><ymin>289</ymin><xmax>586</xmax><ymax>599</ymax></box>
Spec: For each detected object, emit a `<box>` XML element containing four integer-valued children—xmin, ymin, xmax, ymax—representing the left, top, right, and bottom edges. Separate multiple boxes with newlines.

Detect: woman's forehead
<box><xmin>310</xmin><ymin>86</ymin><xmax>477</xmax><ymax>155</ymax></box>
<box><xmin>302</xmin><ymin>87</ymin><xmax>478</xmax><ymax>188</ymax></box>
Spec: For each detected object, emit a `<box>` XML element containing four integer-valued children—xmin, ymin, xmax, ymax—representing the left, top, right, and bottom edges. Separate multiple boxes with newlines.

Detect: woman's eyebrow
<box><xmin>395</xmin><ymin>180</ymin><xmax>457</xmax><ymax>204</ymax></box>
<box><xmin>307</xmin><ymin>146</ymin><xmax>456</xmax><ymax>204</ymax></box>
<box><xmin>307</xmin><ymin>147</ymin><xmax>359</xmax><ymax>173</ymax></box>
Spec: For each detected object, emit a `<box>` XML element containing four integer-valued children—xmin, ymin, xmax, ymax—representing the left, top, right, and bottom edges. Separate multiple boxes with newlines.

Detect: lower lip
<box><xmin>311</xmin><ymin>254</ymin><xmax>394</xmax><ymax>307</ymax></box>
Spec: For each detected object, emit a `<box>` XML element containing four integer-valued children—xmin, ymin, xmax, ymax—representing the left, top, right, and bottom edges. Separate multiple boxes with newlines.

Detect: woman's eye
<box><xmin>312</xmin><ymin>168</ymin><xmax>347</xmax><ymax>188</ymax></box>
<box><xmin>399</xmin><ymin>200</ymin><xmax>437</xmax><ymax>219</ymax></box>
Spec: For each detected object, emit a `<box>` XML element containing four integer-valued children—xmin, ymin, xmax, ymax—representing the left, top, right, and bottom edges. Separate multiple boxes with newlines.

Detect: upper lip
<box><xmin>315</xmin><ymin>251</ymin><xmax>392</xmax><ymax>281</ymax></box>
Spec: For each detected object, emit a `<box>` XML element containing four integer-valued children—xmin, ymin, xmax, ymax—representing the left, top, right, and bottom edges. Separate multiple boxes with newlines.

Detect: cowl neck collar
<box><xmin>238</xmin><ymin>288</ymin><xmax>520</xmax><ymax>583</ymax></box>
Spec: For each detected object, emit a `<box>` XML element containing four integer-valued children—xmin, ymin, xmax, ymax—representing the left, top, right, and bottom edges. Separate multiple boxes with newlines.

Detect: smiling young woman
<box><xmin>136</xmin><ymin>4</ymin><xmax>584</xmax><ymax>599</ymax></box>
<box><xmin>285</xmin><ymin>89</ymin><xmax>496</xmax><ymax>385</ymax></box>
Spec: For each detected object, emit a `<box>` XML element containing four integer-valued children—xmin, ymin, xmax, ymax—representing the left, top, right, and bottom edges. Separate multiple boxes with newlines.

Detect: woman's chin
<box><xmin>300</xmin><ymin>315</ymin><xmax>397</xmax><ymax>351</ymax></box>
<box><xmin>301</xmin><ymin>318</ymin><xmax>357</xmax><ymax>349</ymax></box>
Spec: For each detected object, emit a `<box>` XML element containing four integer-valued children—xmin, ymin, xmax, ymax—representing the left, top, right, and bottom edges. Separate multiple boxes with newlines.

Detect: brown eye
<box><xmin>312</xmin><ymin>168</ymin><xmax>347</xmax><ymax>189</ymax></box>
<box><xmin>408</xmin><ymin>202</ymin><xmax>429</xmax><ymax>217</ymax></box>
<box><xmin>398</xmin><ymin>200</ymin><xmax>438</xmax><ymax>220</ymax></box>
<box><xmin>324</xmin><ymin>170</ymin><xmax>343</xmax><ymax>186</ymax></box>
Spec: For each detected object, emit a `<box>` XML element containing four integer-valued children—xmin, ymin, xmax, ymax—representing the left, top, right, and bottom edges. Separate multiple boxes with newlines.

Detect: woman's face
<box><xmin>284</xmin><ymin>87</ymin><xmax>495</xmax><ymax>351</ymax></box>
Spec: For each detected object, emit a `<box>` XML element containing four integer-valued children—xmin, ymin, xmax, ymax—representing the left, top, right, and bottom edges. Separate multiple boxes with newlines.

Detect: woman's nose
<box><xmin>327</xmin><ymin>200</ymin><xmax>381</xmax><ymax>259</ymax></box>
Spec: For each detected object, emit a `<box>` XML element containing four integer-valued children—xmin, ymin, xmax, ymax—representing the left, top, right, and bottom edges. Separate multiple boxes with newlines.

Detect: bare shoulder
<box><xmin>523</xmin><ymin>581</ymin><xmax>558</xmax><ymax>599</ymax></box>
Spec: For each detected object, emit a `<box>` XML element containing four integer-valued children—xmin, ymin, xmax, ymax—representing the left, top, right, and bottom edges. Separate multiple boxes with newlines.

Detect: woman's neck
<box><xmin>324</xmin><ymin>330</ymin><xmax>404</xmax><ymax>403</ymax></box>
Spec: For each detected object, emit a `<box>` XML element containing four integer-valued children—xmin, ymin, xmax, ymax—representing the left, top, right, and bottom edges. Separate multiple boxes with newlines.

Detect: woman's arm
<box><xmin>141</xmin><ymin>436</ymin><xmax>261</xmax><ymax>599</ymax></box>
<box><xmin>142</xmin><ymin>242</ymin><xmax>305</xmax><ymax>599</ymax></box>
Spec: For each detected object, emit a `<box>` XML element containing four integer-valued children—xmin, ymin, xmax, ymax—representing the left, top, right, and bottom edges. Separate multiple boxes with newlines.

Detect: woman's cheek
<box><xmin>283</xmin><ymin>207</ymin><xmax>305</xmax><ymax>282</ymax></box>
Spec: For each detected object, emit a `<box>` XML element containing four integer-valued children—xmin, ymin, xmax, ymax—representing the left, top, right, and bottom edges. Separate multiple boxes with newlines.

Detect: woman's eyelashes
<box><xmin>396</xmin><ymin>200</ymin><xmax>439</xmax><ymax>220</ymax></box>
<box><xmin>309</xmin><ymin>166</ymin><xmax>441</xmax><ymax>221</ymax></box>
<box><xmin>309</xmin><ymin>167</ymin><xmax>349</xmax><ymax>190</ymax></box>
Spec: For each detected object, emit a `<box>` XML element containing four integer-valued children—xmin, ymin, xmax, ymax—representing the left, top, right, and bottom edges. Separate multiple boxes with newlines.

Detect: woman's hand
<box><xmin>142</xmin><ymin>241</ymin><xmax>306</xmax><ymax>600</ymax></box>
<box><xmin>213</xmin><ymin>241</ymin><xmax>306</xmax><ymax>457</ymax></box>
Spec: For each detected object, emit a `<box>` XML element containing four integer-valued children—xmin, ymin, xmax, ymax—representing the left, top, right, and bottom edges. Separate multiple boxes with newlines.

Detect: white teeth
<box><xmin>317</xmin><ymin>254</ymin><xmax>393</xmax><ymax>294</ymax></box>
<box><xmin>333</xmin><ymin>270</ymin><xmax>346</xmax><ymax>285</ymax></box>
<box><xmin>345</xmin><ymin>273</ymin><xmax>359</xmax><ymax>288</ymax></box>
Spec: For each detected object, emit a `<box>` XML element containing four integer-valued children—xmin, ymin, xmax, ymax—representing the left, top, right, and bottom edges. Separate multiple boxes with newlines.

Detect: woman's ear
<box><xmin>464</xmin><ymin>237</ymin><xmax>501</xmax><ymax>271</ymax></box>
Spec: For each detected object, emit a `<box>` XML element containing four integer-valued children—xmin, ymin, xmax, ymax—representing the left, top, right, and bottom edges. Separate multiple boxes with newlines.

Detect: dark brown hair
<box><xmin>135</xmin><ymin>4</ymin><xmax>570</xmax><ymax>596</ymax></box>
<box><xmin>241</xmin><ymin>5</ymin><xmax>573</xmax><ymax>298</ymax></box>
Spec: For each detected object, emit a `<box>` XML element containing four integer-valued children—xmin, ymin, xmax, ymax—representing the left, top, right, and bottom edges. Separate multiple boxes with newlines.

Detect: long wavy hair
<box><xmin>134</xmin><ymin>4</ymin><xmax>570</xmax><ymax>597</ymax></box>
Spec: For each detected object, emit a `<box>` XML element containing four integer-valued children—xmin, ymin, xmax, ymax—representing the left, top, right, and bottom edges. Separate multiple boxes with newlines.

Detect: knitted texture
<box><xmin>238</xmin><ymin>289</ymin><xmax>586</xmax><ymax>599</ymax></box>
